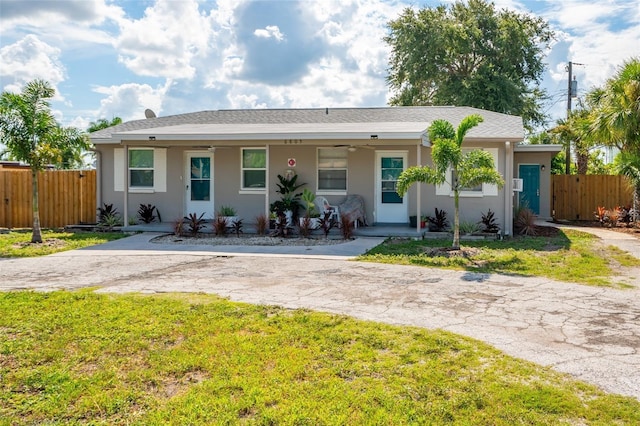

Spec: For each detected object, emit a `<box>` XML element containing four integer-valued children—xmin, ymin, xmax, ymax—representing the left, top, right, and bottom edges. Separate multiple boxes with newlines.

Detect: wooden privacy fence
<box><xmin>0</xmin><ymin>170</ymin><xmax>96</xmax><ymax>228</ymax></box>
<box><xmin>552</xmin><ymin>174</ymin><xmax>634</xmax><ymax>221</ymax></box>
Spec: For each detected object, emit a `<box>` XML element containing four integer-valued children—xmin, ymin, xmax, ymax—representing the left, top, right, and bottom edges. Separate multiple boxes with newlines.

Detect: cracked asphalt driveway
<box><xmin>1</xmin><ymin>234</ymin><xmax>639</xmax><ymax>400</ymax></box>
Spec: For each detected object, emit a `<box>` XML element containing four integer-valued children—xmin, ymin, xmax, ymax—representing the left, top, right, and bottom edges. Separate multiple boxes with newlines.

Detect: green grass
<box><xmin>359</xmin><ymin>229</ymin><xmax>640</xmax><ymax>287</ymax></box>
<box><xmin>0</xmin><ymin>230</ymin><xmax>126</xmax><ymax>258</ymax></box>
<box><xmin>1</xmin><ymin>290</ymin><xmax>638</xmax><ymax>425</ymax></box>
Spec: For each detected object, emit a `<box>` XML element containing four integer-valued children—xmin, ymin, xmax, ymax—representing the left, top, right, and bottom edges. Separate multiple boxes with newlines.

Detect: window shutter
<box><xmin>114</xmin><ymin>148</ymin><xmax>124</xmax><ymax>192</ymax></box>
<box><xmin>153</xmin><ymin>148</ymin><xmax>167</xmax><ymax>192</ymax></box>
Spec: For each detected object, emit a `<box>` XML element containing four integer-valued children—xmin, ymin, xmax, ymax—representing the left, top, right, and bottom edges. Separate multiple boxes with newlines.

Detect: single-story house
<box><xmin>90</xmin><ymin>106</ymin><xmax>562</xmax><ymax>236</ymax></box>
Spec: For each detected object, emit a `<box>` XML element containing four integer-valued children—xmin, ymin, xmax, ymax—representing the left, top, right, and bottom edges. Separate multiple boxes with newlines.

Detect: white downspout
<box><xmin>123</xmin><ymin>144</ymin><xmax>129</xmax><ymax>226</ymax></box>
<box><xmin>504</xmin><ymin>141</ymin><xmax>512</xmax><ymax>236</ymax></box>
<box><xmin>90</xmin><ymin>148</ymin><xmax>102</xmax><ymax>222</ymax></box>
<box><xmin>265</xmin><ymin>144</ymin><xmax>270</xmax><ymax>217</ymax></box>
<box><xmin>416</xmin><ymin>143</ymin><xmax>421</xmax><ymax>233</ymax></box>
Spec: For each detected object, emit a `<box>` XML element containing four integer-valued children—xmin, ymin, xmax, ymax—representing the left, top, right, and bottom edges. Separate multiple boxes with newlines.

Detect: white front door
<box><xmin>375</xmin><ymin>151</ymin><xmax>408</xmax><ymax>223</ymax></box>
<box><xmin>184</xmin><ymin>152</ymin><xmax>214</xmax><ymax>218</ymax></box>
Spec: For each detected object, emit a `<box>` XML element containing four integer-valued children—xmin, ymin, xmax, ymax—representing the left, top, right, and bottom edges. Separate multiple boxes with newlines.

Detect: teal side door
<box><xmin>519</xmin><ymin>164</ymin><xmax>540</xmax><ymax>214</ymax></box>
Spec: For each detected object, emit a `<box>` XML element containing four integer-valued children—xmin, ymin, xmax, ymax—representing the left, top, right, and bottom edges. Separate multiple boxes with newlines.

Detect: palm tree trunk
<box><xmin>452</xmin><ymin>191</ymin><xmax>460</xmax><ymax>249</ymax></box>
<box><xmin>31</xmin><ymin>168</ymin><xmax>42</xmax><ymax>243</ymax></box>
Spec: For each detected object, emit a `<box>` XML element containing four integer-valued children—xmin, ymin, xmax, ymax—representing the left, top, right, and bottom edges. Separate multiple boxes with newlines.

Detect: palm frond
<box><xmin>397</xmin><ymin>166</ymin><xmax>442</xmax><ymax>196</ymax></box>
<box><xmin>455</xmin><ymin>114</ymin><xmax>483</xmax><ymax>146</ymax></box>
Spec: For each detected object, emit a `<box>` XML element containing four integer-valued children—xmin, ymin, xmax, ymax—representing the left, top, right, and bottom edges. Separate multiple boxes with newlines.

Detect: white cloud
<box><xmin>67</xmin><ymin>115</ymin><xmax>92</xmax><ymax>132</ymax></box>
<box><xmin>1</xmin><ymin>0</ymin><xmax>122</xmax><ymax>48</ymax></box>
<box><xmin>253</xmin><ymin>25</ymin><xmax>285</xmax><ymax>41</ymax></box>
<box><xmin>0</xmin><ymin>35</ymin><xmax>66</xmax><ymax>97</ymax></box>
<box><xmin>92</xmin><ymin>81</ymin><xmax>171</xmax><ymax>122</ymax></box>
<box><xmin>115</xmin><ymin>0</ymin><xmax>215</xmax><ymax>79</ymax></box>
<box><xmin>544</xmin><ymin>0</ymin><xmax>640</xmax><ymax>94</ymax></box>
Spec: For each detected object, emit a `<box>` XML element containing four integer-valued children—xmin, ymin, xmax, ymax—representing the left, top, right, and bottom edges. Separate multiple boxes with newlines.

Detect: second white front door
<box><xmin>375</xmin><ymin>151</ymin><xmax>408</xmax><ymax>223</ymax></box>
<box><xmin>185</xmin><ymin>152</ymin><xmax>214</xmax><ymax>218</ymax></box>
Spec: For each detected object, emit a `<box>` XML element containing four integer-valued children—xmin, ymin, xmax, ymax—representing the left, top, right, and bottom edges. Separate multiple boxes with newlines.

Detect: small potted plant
<box><xmin>420</xmin><ymin>215</ymin><xmax>427</xmax><ymax>229</ymax></box>
<box><xmin>217</xmin><ymin>205</ymin><xmax>239</xmax><ymax>227</ymax></box>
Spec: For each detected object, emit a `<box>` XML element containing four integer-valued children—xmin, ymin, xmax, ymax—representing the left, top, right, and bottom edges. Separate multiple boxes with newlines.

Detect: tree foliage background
<box><xmin>385</xmin><ymin>0</ymin><xmax>554</xmax><ymax>131</ymax></box>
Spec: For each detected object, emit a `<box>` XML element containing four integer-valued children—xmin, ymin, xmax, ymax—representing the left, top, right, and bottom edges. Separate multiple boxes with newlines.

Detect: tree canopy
<box><xmin>385</xmin><ymin>0</ymin><xmax>554</xmax><ymax>131</ymax></box>
<box><xmin>88</xmin><ymin>117</ymin><xmax>122</xmax><ymax>133</ymax></box>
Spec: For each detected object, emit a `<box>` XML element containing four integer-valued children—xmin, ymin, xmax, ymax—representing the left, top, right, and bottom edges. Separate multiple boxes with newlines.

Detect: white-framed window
<box><xmin>435</xmin><ymin>148</ymin><xmax>499</xmax><ymax>197</ymax></box>
<box><xmin>317</xmin><ymin>148</ymin><xmax>347</xmax><ymax>193</ymax></box>
<box><xmin>129</xmin><ymin>148</ymin><xmax>154</xmax><ymax>188</ymax></box>
<box><xmin>241</xmin><ymin>148</ymin><xmax>266</xmax><ymax>190</ymax></box>
<box><xmin>114</xmin><ymin>147</ymin><xmax>166</xmax><ymax>193</ymax></box>
<box><xmin>452</xmin><ymin>170</ymin><xmax>482</xmax><ymax>193</ymax></box>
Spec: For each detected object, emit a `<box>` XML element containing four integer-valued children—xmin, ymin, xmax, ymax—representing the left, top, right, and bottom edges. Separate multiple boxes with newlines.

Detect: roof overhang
<box><xmin>514</xmin><ymin>143</ymin><xmax>563</xmax><ymax>153</ymax></box>
<box><xmin>91</xmin><ymin>121</ymin><xmax>525</xmax><ymax>145</ymax></box>
<box><xmin>93</xmin><ymin>122</ymin><xmax>431</xmax><ymax>144</ymax></box>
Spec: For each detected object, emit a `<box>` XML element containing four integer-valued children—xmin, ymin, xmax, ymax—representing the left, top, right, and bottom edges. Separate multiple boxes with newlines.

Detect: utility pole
<box><xmin>565</xmin><ymin>61</ymin><xmax>583</xmax><ymax>174</ymax></box>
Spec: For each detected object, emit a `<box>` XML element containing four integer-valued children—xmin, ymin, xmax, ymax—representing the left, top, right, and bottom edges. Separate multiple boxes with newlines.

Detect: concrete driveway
<box><xmin>1</xmin><ymin>231</ymin><xmax>639</xmax><ymax>401</ymax></box>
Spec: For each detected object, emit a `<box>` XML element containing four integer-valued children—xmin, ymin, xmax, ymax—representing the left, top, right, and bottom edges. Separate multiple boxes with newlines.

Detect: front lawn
<box><xmin>0</xmin><ymin>230</ymin><xmax>126</xmax><ymax>258</ymax></box>
<box><xmin>1</xmin><ymin>291</ymin><xmax>638</xmax><ymax>424</ymax></box>
<box><xmin>358</xmin><ymin>229</ymin><xmax>640</xmax><ymax>287</ymax></box>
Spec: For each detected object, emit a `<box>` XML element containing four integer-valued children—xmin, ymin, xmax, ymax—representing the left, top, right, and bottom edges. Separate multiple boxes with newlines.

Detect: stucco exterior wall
<box><xmin>407</xmin><ymin>142</ymin><xmax>508</xmax><ymax>231</ymax></box>
<box><xmin>514</xmin><ymin>151</ymin><xmax>555</xmax><ymax>219</ymax></box>
<box><xmin>96</xmin><ymin>139</ymin><xmax>514</xmax><ymax>231</ymax></box>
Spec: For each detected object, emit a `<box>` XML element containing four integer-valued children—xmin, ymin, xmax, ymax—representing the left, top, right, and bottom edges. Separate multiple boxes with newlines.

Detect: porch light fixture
<box><xmin>148</xmin><ymin>136</ymin><xmax>156</xmax><ymax>141</ymax></box>
<box><xmin>541</xmin><ymin>164</ymin><xmax>545</xmax><ymax>171</ymax></box>
<box><xmin>370</xmin><ymin>135</ymin><xmax>378</xmax><ymax>139</ymax></box>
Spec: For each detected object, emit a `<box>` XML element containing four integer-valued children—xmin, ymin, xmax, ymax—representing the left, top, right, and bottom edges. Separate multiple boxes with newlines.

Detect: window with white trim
<box><xmin>113</xmin><ymin>147</ymin><xmax>166</xmax><ymax>193</ymax></box>
<box><xmin>452</xmin><ymin>170</ymin><xmax>482</xmax><ymax>193</ymax></box>
<box><xmin>435</xmin><ymin>148</ymin><xmax>499</xmax><ymax>197</ymax></box>
<box><xmin>317</xmin><ymin>148</ymin><xmax>347</xmax><ymax>192</ymax></box>
<box><xmin>241</xmin><ymin>148</ymin><xmax>266</xmax><ymax>189</ymax></box>
<box><xmin>129</xmin><ymin>148</ymin><xmax>154</xmax><ymax>187</ymax></box>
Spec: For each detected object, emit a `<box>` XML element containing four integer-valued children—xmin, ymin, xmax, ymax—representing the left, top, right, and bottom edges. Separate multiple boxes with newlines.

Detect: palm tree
<box><xmin>590</xmin><ymin>58</ymin><xmax>640</xmax><ymax>153</ymax></box>
<box><xmin>590</xmin><ymin>57</ymin><xmax>640</xmax><ymax>198</ymax></box>
<box><xmin>551</xmin><ymin>107</ymin><xmax>595</xmax><ymax>175</ymax></box>
<box><xmin>0</xmin><ymin>80</ymin><xmax>86</xmax><ymax>243</ymax></box>
<box><xmin>396</xmin><ymin>114</ymin><xmax>504</xmax><ymax>249</ymax></box>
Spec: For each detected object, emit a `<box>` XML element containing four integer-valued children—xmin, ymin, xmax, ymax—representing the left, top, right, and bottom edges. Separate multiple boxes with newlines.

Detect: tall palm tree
<box><xmin>397</xmin><ymin>114</ymin><xmax>504</xmax><ymax>249</ymax></box>
<box><xmin>551</xmin><ymin>107</ymin><xmax>595</xmax><ymax>175</ymax></box>
<box><xmin>590</xmin><ymin>57</ymin><xmax>640</xmax><ymax>196</ymax></box>
<box><xmin>590</xmin><ymin>58</ymin><xmax>640</xmax><ymax>152</ymax></box>
<box><xmin>0</xmin><ymin>80</ymin><xmax>85</xmax><ymax>243</ymax></box>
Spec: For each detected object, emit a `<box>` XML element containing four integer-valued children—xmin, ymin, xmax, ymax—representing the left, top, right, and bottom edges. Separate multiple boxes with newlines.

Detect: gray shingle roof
<box><xmin>90</xmin><ymin>106</ymin><xmax>523</xmax><ymax>142</ymax></box>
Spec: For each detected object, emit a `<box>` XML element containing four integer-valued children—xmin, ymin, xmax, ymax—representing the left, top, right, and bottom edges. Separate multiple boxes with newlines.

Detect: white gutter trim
<box><xmin>107</xmin><ymin>131</ymin><xmax>427</xmax><ymax>141</ymax></box>
<box><xmin>514</xmin><ymin>144</ymin><xmax>563</xmax><ymax>153</ymax></box>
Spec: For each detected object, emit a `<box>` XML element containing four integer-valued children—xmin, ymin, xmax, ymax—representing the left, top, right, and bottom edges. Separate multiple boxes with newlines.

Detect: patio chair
<box><xmin>314</xmin><ymin>196</ymin><xmax>340</xmax><ymax>223</ymax></box>
<box><xmin>337</xmin><ymin>194</ymin><xmax>367</xmax><ymax>228</ymax></box>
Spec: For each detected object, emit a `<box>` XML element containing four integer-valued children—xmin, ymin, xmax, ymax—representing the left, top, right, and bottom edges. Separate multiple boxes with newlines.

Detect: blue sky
<box><xmin>1</xmin><ymin>0</ymin><xmax>638</xmax><ymax>131</ymax></box>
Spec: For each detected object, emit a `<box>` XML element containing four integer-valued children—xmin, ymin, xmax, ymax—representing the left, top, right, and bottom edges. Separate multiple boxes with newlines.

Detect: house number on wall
<box><xmin>287</xmin><ymin>158</ymin><xmax>296</xmax><ymax>167</ymax></box>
